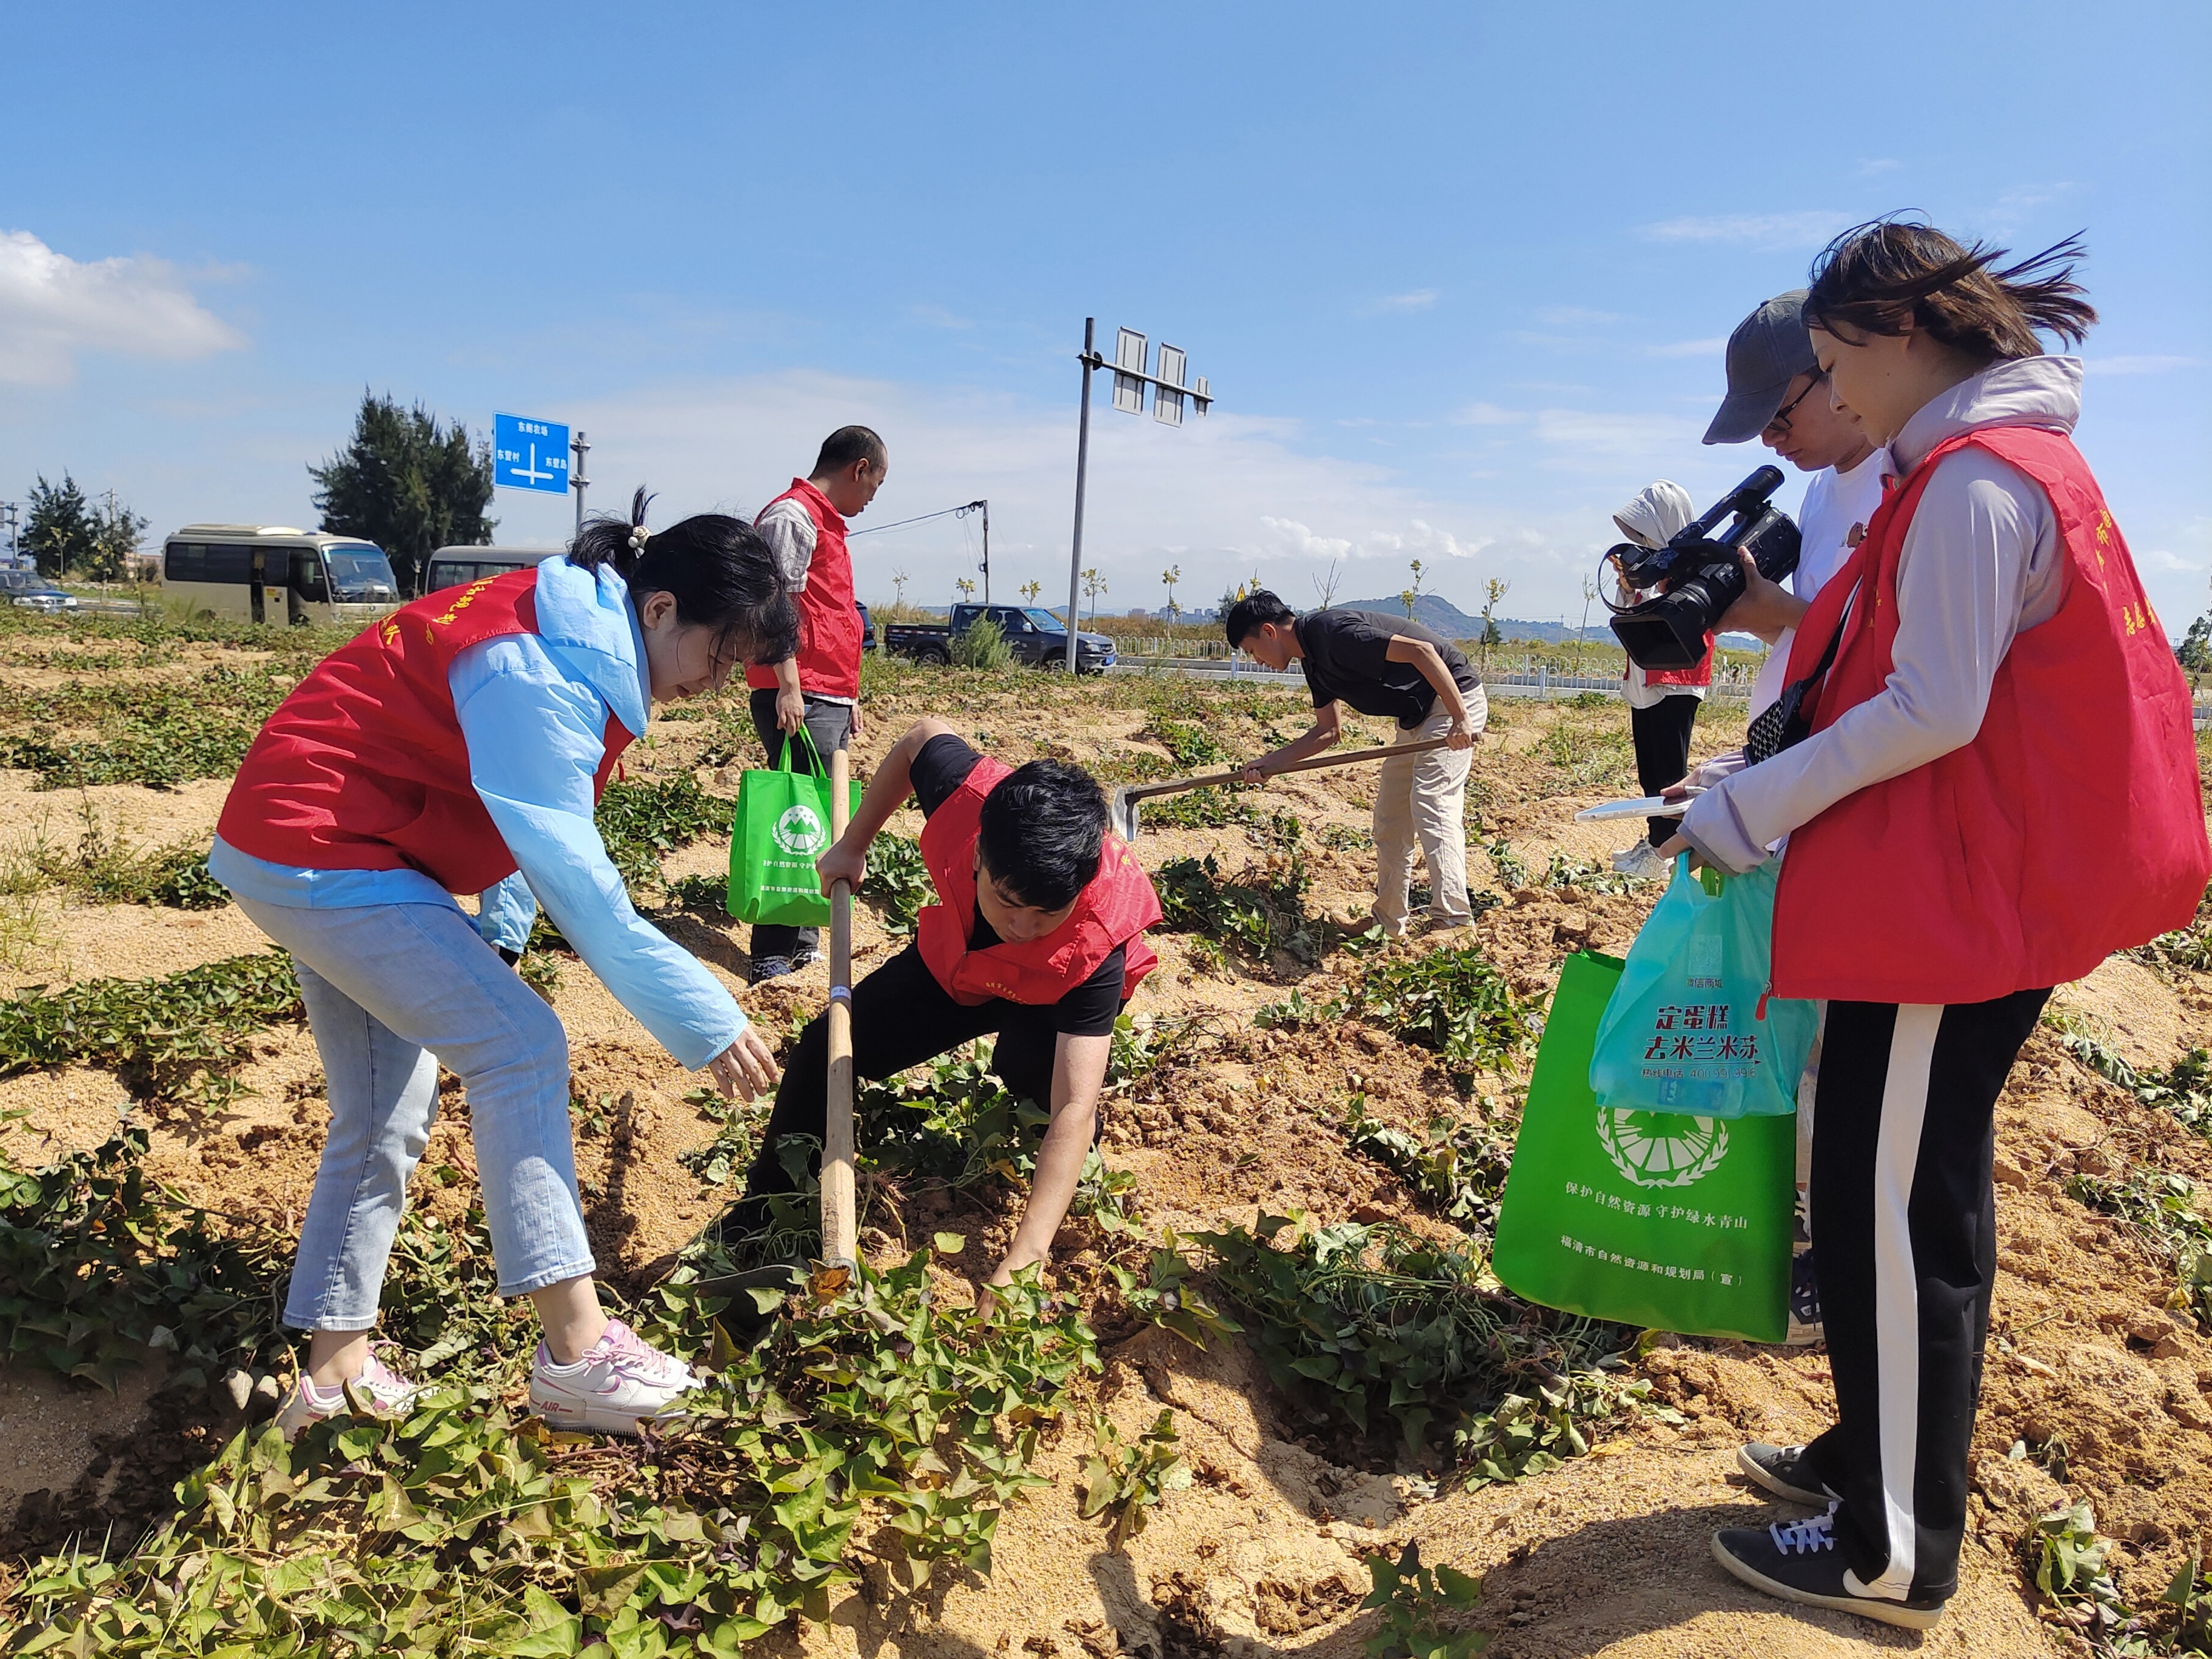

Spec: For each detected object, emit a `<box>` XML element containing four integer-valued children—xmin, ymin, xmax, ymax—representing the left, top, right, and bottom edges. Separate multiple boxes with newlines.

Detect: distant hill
<box><xmin>1336</xmin><ymin>598</ymin><xmax>1761</xmax><ymax>654</ymax></box>
<box><xmin>1335</xmin><ymin>594</ymin><xmax>1484</xmax><ymax>637</ymax></box>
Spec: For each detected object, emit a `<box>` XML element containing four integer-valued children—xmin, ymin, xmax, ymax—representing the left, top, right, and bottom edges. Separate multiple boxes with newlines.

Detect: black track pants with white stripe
<box><xmin>1801</xmin><ymin>988</ymin><xmax>2049</xmax><ymax>1604</ymax></box>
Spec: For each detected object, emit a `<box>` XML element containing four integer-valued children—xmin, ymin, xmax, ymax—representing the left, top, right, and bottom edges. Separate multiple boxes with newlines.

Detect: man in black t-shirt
<box><xmin>719</xmin><ymin>719</ymin><xmax>1158</xmax><ymax>1304</ymax></box>
<box><xmin>1225</xmin><ymin>591</ymin><xmax>1487</xmax><ymax>935</ymax></box>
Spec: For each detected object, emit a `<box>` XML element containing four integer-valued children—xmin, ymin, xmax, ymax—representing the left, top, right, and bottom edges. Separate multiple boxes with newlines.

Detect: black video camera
<box><xmin>1605</xmin><ymin>466</ymin><xmax>1801</xmax><ymax>669</ymax></box>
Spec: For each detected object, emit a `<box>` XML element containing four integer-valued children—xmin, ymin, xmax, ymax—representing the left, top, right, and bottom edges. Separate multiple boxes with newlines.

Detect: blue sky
<box><xmin>4</xmin><ymin>2</ymin><xmax>2207</xmax><ymax>633</ymax></box>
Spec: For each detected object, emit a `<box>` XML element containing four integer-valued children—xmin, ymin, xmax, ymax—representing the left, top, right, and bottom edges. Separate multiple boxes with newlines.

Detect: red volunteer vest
<box><xmin>216</xmin><ymin>568</ymin><xmax>634</xmax><ymax>896</ymax></box>
<box><xmin>916</xmin><ymin>757</ymin><xmax>1163</xmax><ymax>1007</ymax></box>
<box><xmin>745</xmin><ymin>478</ymin><xmax>863</xmax><ymax>701</ymax></box>
<box><xmin>1771</xmin><ymin>426</ymin><xmax>2209</xmax><ymax>1004</ymax></box>
<box><xmin>1642</xmin><ymin>635</ymin><xmax>1715</xmax><ymax>689</ymax></box>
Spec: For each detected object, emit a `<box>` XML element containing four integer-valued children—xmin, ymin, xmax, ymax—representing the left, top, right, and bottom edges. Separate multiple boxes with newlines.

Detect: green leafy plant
<box><xmin>0</xmin><ymin>952</ymin><xmax>302</xmax><ymax>1105</ymax></box>
<box><xmin>1333</xmin><ymin>944</ymin><xmax>1533</xmax><ymax>1073</ymax></box>
<box><xmin>1485</xmin><ymin>839</ymin><xmax>1530</xmax><ymax>891</ymax></box>
<box><xmin>1</xmin><ymin>1255</ymin><xmax>1097</xmax><ymax>1657</ymax></box>
<box><xmin>951</xmin><ymin>613</ymin><xmax>1016</xmax><ymax>671</ymax></box>
<box><xmin>1155</xmin><ymin>848</ymin><xmax>1316</xmax><ymax>962</ymax></box>
<box><xmin>0</xmin><ymin>664</ymin><xmax>292</xmax><ymax>790</ymax></box>
<box><xmin>2025</xmin><ymin>1500</ymin><xmax>2136</xmax><ymax>1644</ymax></box>
<box><xmin>596</xmin><ymin>774</ymin><xmax>731</xmax><ymax>887</ymax></box>
<box><xmin>0</xmin><ymin>1124</ymin><xmax>290</xmax><ymax>1392</ymax></box>
<box><xmin>1359</xmin><ymin>1541</ymin><xmax>1489</xmax><ymax>1659</ymax></box>
<box><xmin>1344</xmin><ymin>1098</ymin><xmax>1514</xmax><ymax>1234</ymax></box>
<box><xmin>1541</xmin><ymin>851</ymin><xmax>1646</xmax><ymax>896</ymax></box>
<box><xmin>1195</xmin><ymin>1213</ymin><xmax>1623</xmax><ymax>1472</ymax></box>
<box><xmin>864</xmin><ymin>831</ymin><xmax>932</xmax><ymax>936</ymax></box>
<box><xmin>1078</xmin><ymin>1409</ymin><xmax>1191</xmax><ymax>1548</ymax></box>
<box><xmin>1105</xmin><ymin>1238</ymin><xmax>1241</xmax><ymax>1349</ymax></box>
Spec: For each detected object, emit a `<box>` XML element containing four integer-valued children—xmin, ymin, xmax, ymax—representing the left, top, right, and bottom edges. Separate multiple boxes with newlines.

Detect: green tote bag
<box><xmin>1490</xmin><ymin>950</ymin><xmax>1795</xmax><ymax>1344</ymax></box>
<box><xmin>727</xmin><ymin>729</ymin><xmax>863</xmax><ymax>927</ymax></box>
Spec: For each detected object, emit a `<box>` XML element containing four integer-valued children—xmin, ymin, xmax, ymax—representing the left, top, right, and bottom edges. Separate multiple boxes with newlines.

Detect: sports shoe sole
<box><xmin>529</xmin><ymin>1396</ymin><xmax>693</xmax><ymax>1436</ymax></box>
<box><xmin>1736</xmin><ymin>1443</ymin><xmax>1835</xmax><ymax>1506</ymax></box>
<box><xmin>1709</xmin><ymin>1533</ymin><xmax>1945</xmax><ymax>1631</ymax></box>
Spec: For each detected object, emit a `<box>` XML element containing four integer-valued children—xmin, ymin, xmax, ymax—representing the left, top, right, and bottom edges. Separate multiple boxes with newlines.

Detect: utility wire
<box><xmin>847</xmin><ymin>500</ymin><xmax>985</xmax><ymax>537</ymax></box>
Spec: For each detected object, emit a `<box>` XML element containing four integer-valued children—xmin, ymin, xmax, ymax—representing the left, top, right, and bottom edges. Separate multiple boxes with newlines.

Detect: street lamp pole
<box><xmin>1062</xmin><ymin>317</ymin><xmax>1212</xmax><ymax>671</ymax></box>
<box><xmin>571</xmin><ymin>430</ymin><xmax>591</xmax><ymax>538</ymax></box>
<box><xmin>1064</xmin><ymin>320</ymin><xmax>1098</xmax><ymax>671</ymax></box>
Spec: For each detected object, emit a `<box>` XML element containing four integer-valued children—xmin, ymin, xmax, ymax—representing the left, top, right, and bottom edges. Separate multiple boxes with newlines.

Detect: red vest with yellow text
<box><xmin>745</xmin><ymin>479</ymin><xmax>863</xmax><ymax>701</ymax></box>
<box><xmin>1771</xmin><ymin>426</ymin><xmax>2209</xmax><ymax>1004</ymax></box>
<box><xmin>916</xmin><ymin>757</ymin><xmax>1162</xmax><ymax>1006</ymax></box>
<box><xmin>216</xmin><ymin>569</ymin><xmax>633</xmax><ymax>895</ymax></box>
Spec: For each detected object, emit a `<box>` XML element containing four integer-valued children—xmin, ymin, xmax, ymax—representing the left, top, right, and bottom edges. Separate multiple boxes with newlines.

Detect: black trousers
<box><xmin>1629</xmin><ymin>692</ymin><xmax>1701</xmax><ymax>846</ymax></box>
<box><xmin>737</xmin><ymin>945</ymin><xmax>1077</xmax><ymax>1202</ymax></box>
<box><xmin>747</xmin><ymin>691</ymin><xmax>853</xmax><ymax>964</ymax></box>
<box><xmin>1799</xmin><ymin>988</ymin><xmax>2049</xmax><ymax>1603</ymax></box>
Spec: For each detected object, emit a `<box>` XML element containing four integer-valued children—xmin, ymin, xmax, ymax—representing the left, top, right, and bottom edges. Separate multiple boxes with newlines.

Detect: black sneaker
<box><xmin>1737</xmin><ymin>1441</ymin><xmax>1838</xmax><ymax>1505</ymax></box>
<box><xmin>790</xmin><ymin>942</ymin><xmax>821</xmax><ymax>970</ymax></box>
<box><xmin>748</xmin><ymin>954</ymin><xmax>796</xmax><ymax>985</ymax></box>
<box><xmin>1712</xmin><ymin>1506</ymin><xmax>1948</xmax><ymax>1631</ymax></box>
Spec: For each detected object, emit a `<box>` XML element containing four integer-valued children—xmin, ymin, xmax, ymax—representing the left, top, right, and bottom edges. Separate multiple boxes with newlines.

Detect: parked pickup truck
<box><xmin>882</xmin><ymin>604</ymin><xmax>1118</xmax><ymax>674</ymax></box>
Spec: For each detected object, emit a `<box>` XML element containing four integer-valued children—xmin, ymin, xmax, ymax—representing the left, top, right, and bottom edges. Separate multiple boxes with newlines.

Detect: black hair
<box><xmin>811</xmin><ymin>425</ymin><xmax>886</xmax><ymax>479</ymax></box>
<box><xmin>1224</xmin><ymin>588</ymin><xmax>1297</xmax><ymax>649</ymax></box>
<box><xmin>569</xmin><ymin>486</ymin><xmax>799</xmax><ymax>666</ymax></box>
<box><xmin>1805</xmin><ymin>219</ymin><xmax>2096</xmax><ymax>364</ymax></box>
<box><xmin>977</xmin><ymin>759</ymin><xmax>1107</xmax><ymax>910</ymax></box>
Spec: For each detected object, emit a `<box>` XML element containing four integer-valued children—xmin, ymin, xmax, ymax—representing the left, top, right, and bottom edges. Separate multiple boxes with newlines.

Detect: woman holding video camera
<box><xmin>1670</xmin><ymin>220</ymin><xmax>2209</xmax><ymax>1630</ymax></box>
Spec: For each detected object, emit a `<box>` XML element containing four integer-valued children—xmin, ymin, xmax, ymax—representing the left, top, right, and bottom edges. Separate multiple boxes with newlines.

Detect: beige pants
<box><xmin>1372</xmin><ymin>688</ymin><xmax>1485</xmax><ymax>933</ymax></box>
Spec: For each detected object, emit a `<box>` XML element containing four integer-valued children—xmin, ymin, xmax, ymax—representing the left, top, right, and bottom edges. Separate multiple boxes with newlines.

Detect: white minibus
<box><xmin>161</xmin><ymin>526</ymin><xmax>401</xmax><ymax>627</ymax></box>
<box><xmin>422</xmin><ymin>546</ymin><xmax>561</xmax><ymax>595</ymax></box>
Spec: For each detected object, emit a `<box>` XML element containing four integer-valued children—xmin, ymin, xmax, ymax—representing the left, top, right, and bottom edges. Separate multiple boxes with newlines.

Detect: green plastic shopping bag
<box><xmin>1491</xmin><ymin>950</ymin><xmax>1794</xmax><ymax>1342</ymax></box>
<box><xmin>1587</xmin><ymin>856</ymin><xmax>1817</xmax><ymax>1120</ymax></box>
<box><xmin>726</xmin><ymin>729</ymin><xmax>862</xmax><ymax>926</ymax></box>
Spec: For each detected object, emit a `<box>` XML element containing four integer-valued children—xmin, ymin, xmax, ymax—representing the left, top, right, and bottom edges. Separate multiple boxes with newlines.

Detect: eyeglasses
<box><xmin>1765</xmin><ymin>367</ymin><xmax>1828</xmax><ymax>438</ymax></box>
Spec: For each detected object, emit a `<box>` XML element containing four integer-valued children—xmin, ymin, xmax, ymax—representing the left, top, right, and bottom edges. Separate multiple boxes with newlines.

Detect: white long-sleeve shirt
<box><xmin>1679</xmin><ymin>356</ymin><xmax>2082</xmax><ymax>876</ymax></box>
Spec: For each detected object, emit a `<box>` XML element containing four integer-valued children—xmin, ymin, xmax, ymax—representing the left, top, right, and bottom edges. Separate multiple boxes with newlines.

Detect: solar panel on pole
<box><xmin>1153</xmin><ymin>343</ymin><xmax>1187</xmax><ymax>426</ymax></box>
<box><xmin>1113</xmin><ymin>329</ymin><xmax>1148</xmax><ymax>414</ymax></box>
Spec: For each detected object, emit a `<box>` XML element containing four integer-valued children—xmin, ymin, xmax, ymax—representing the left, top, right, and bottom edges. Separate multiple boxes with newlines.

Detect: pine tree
<box><xmin>308</xmin><ymin>393</ymin><xmax>495</xmax><ymax>595</ymax></box>
<box><xmin>24</xmin><ymin>475</ymin><xmax>97</xmax><ymax>578</ymax></box>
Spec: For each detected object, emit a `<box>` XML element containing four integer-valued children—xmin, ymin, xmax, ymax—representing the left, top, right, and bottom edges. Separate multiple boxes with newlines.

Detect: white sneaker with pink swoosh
<box><xmin>528</xmin><ymin>1319</ymin><xmax>698</xmax><ymax>1435</ymax></box>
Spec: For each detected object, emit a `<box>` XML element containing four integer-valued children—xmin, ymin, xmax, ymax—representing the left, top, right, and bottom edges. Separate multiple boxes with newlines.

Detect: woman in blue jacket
<box><xmin>213</xmin><ymin>494</ymin><xmax>791</xmax><ymax>1435</ymax></box>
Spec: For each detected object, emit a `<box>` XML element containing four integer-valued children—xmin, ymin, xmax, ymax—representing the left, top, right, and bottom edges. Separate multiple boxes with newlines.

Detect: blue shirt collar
<box><xmin>532</xmin><ymin>555</ymin><xmax>651</xmax><ymax>737</ymax></box>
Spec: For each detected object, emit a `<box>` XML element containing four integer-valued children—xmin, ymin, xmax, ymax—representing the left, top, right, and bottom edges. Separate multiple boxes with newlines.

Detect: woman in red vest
<box><xmin>1669</xmin><ymin>223</ymin><xmax>2210</xmax><ymax>1628</ymax></box>
<box><xmin>211</xmin><ymin>497</ymin><xmax>794</xmax><ymax>1437</ymax></box>
<box><xmin>719</xmin><ymin>718</ymin><xmax>1161</xmax><ymax>1303</ymax></box>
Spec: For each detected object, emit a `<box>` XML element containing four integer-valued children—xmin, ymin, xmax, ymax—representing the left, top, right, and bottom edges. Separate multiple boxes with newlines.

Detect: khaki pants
<box><xmin>1372</xmin><ymin>688</ymin><xmax>1484</xmax><ymax>933</ymax></box>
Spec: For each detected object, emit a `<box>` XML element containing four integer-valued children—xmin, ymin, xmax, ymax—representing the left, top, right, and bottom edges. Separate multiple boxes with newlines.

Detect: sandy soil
<box><xmin>3</xmin><ymin>657</ymin><xmax>2209</xmax><ymax>1657</ymax></box>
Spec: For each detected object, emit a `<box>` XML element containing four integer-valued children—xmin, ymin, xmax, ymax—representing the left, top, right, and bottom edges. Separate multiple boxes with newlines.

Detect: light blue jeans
<box><xmin>235</xmin><ymin>896</ymin><xmax>596</xmax><ymax>1330</ymax></box>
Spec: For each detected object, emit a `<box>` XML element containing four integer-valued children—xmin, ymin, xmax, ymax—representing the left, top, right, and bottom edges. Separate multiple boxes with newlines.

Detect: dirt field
<box><xmin>3</xmin><ymin>612</ymin><xmax>2211</xmax><ymax>1658</ymax></box>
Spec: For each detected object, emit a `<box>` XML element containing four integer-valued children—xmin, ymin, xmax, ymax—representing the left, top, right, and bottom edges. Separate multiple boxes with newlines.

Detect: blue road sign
<box><xmin>493</xmin><ymin>412</ymin><xmax>571</xmax><ymax>494</ymax></box>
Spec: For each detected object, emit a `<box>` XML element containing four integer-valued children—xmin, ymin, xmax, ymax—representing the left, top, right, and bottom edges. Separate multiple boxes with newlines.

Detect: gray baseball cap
<box><xmin>1703</xmin><ymin>289</ymin><xmax>1818</xmax><ymax>444</ymax></box>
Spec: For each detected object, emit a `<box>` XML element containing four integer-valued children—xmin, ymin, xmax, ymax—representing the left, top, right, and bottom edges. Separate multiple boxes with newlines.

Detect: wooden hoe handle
<box><xmin>821</xmin><ymin>746</ymin><xmax>858</xmax><ymax>1268</ymax></box>
<box><xmin>1127</xmin><ymin>734</ymin><xmax>1453</xmax><ymax>804</ymax></box>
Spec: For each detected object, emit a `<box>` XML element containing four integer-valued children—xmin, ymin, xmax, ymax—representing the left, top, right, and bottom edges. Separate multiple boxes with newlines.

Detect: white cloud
<box><xmin>2083</xmin><ymin>355</ymin><xmax>2201</xmax><ymax>376</ymax></box>
<box><xmin>907</xmin><ymin>303</ymin><xmax>971</xmax><ymax>330</ymax></box>
<box><xmin>1640</xmin><ymin>211</ymin><xmax>1852</xmax><ymax>252</ymax></box>
<box><xmin>1856</xmin><ymin>158</ymin><xmax>1903</xmax><ymax>176</ymax></box>
<box><xmin>1644</xmin><ymin>337</ymin><xmax>1728</xmax><ymax>358</ymax></box>
<box><xmin>0</xmin><ymin>229</ymin><xmax>245</xmax><ymax>386</ymax></box>
<box><xmin>1535</xmin><ymin>306</ymin><xmax>1621</xmax><ymax>326</ymax></box>
<box><xmin>1450</xmin><ymin>401</ymin><xmax>1526</xmax><ymax>426</ymax></box>
<box><xmin>1258</xmin><ymin>517</ymin><xmax>1353</xmax><ymax>561</ymax></box>
<box><xmin>1366</xmin><ymin>289</ymin><xmax>1438</xmax><ymax>314</ymax></box>
<box><xmin>1532</xmin><ymin>407</ymin><xmax>1705</xmax><ymax>455</ymax></box>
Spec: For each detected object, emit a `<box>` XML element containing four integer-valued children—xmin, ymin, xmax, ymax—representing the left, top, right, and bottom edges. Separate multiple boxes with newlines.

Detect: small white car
<box><xmin>6</xmin><ymin>580</ymin><xmax>81</xmax><ymax>612</ymax></box>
